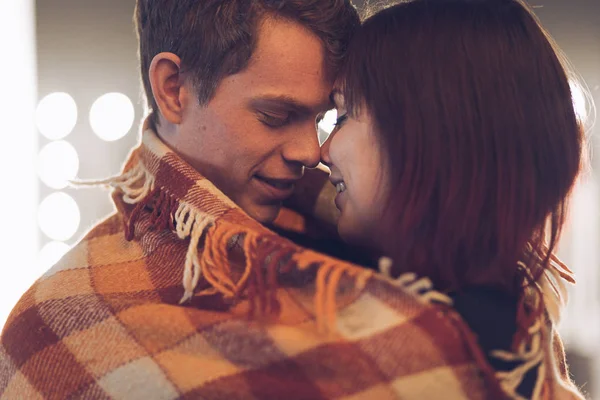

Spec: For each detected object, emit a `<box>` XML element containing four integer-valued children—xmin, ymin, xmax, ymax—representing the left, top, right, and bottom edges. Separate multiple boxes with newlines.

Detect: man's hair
<box><xmin>338</xmin><ymin>0</ymin><xmax>585</xmax><ymax>294</ymax></box>
<box><xmin>134</xmin><ymin>0</ymin><xmax>360</xmax><ymax>127</ymax></box>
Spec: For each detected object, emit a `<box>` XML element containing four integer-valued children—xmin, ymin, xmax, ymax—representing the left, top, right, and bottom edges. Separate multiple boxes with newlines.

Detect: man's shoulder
<box><xmin>46</xmin><ymin>212</ymin><xmax>145</xmax><ymax>277</ymax></box>
<box><xmin>1</xmin><ymin>212</ymin><xmax>147</xmax><ymax>347</ymax></box>
<box><xmin>82</xmin><ymin>212</ymin><xmax>125</xmax><ymax>241</ymax></box>
<box><xmin>0</xmin><ymin>211</ymin><xmax>156</xmax><ymax>398</ymax></box>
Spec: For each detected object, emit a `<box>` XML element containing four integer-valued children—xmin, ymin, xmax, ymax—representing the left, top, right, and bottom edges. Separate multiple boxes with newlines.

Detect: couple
<box><xmin>0</xmin><ymin>0</ymin><xmax>585</xmax><ymax>399</ymax></box>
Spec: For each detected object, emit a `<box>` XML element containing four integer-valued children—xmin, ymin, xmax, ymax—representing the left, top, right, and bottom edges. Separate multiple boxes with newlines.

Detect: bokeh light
<box><xmin>35</xmin><ymin>92</ymin><xmax>78</xmax><ymax>140</ymax></box>
<box><xmin>37</xmin><ymin>141</ymin><xmax>79</xmax><ymax>189</ymax></box>
<box><xmin>90</xmin><ymin>92</ymin><xmax>135</xmax><ymax>142</ymax></box>
<box><xmin>38</xmin><ymin>241</ymin><xmax>70</xmax><ymax>273</ymax></box>
<box><xmin>38</xmin><ymin>192</ymin><xmax>80</xmax><ymax>241</ymax></box>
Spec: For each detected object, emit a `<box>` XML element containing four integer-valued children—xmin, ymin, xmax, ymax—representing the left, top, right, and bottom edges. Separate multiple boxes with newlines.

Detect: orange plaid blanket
<box><xmin>0</xmin><ymin>126</ymin><xmax>583</xmax><ymax>399</ymax></box>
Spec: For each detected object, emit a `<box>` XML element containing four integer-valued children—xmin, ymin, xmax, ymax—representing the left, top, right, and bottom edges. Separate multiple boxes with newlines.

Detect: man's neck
<box><xmin>150</xmin><ymin>115</ymin><xmax>178</xmax><ymax>146</ymax></box>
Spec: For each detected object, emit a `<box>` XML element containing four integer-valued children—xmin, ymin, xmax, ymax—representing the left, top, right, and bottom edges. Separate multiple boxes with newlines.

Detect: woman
<box><xmin>321</xmin><ymin>0</ymin><xmax>585</xmax><ymax>398</ymax></box>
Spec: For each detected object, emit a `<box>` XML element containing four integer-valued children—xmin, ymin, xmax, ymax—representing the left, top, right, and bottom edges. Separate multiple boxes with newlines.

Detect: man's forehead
<box><xmin>245</xmin><ymin>17</ymin><xmax>329</xmax><ymax>81</ymax></box>
<box><xmin>220</xmin><ymin>17</ymin><xmax>334</xmax><ymax>113</ymax></box>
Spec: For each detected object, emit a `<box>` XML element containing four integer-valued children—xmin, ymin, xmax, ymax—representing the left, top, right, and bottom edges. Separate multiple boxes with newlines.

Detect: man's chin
<box><xmin>243</xmin><ymin>202</ymin><xmax>282</xmax><ymax>225</ymax></box>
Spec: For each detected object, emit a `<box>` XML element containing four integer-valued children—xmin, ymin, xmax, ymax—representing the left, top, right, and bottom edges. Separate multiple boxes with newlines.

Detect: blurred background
<box><xmin>0</xmin><ymin>0</ymin><xmax>598</xmax><ymax>397</ymax></box>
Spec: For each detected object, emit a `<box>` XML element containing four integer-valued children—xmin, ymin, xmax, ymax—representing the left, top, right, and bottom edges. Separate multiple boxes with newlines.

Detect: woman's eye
<box><xmin>259</xmin><ymin>112</ymin><xmax>290</xmax><ymax>128</ymax></box>
<box><xmin>334</xmin><ymin>114</ymin><xmax>348</xmax><ymax>127</ymax></box>
<box><xmin>316</xmin><ymin>112</ymin><xmax>325</xmax><ymax>126</ymax></box>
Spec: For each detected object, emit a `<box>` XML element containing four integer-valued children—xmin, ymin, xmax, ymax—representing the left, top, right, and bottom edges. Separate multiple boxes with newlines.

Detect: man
<box><xmin>0</xmin><ymin>1</ymin><xmax>530</xmax><ymax>399</ymax></box>
<box><xmin>0</xmin><ymin>1</ymin><xmax>363</xmax><ymax>398</ymax></box>
<box><xmin>140</xmin><ymin>1</ymin><xmax>356</xmax><ymax>226</ymax></box>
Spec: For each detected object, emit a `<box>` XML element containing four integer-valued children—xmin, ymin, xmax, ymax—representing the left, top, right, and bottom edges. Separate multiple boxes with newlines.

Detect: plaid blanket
<box><xmin>0</xmin><ymin>124</ymin><xmax>583</xmax><ymax>399</ymax></box>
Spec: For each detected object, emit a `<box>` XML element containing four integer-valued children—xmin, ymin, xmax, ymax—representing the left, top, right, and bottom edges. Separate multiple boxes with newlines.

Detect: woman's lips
<box><xmin>330</xmin><ymin>178</ymin><xmax>347</xmax><ymax>211</ymax></box>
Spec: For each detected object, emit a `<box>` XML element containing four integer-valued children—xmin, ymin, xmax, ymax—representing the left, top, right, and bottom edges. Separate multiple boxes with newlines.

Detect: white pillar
<box><xmin>558</xmin><ymin>175</ymin><xmax>600</xmax><ymax>354</ymax></box>
<box><xmin>0</xmin><ymin>0</ymin><xmax>38</xmax><ymax>331</ymax></box>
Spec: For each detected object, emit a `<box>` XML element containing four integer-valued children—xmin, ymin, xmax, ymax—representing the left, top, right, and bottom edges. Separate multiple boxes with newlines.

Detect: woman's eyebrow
<box><xmin>330</xmin><ymin>89</ymin><xmax>344</xmax><ymax>109</ymax></box>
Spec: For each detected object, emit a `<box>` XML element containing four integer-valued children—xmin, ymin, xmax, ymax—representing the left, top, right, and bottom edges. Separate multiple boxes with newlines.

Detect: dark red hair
<box><xmin>338</xmin><ymin>0</ymin><xmax>583</xmax><ymax>294</ymax></box>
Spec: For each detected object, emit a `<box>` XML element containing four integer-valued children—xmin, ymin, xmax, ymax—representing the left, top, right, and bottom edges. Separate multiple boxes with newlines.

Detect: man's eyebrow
<box><xmin>250</xmin><ymin>95</ymin><xmax>332</xmax><ymax>114</ymax></box>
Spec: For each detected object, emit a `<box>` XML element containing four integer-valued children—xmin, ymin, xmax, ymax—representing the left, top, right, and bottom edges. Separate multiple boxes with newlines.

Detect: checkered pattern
<box><xmin>0</xmin><ymin>126</ymin><xmax>581</xmax><ymax>399</ymax></box>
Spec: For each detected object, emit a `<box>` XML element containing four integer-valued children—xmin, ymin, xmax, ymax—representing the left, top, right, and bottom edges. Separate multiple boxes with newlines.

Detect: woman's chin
<box><xmin>336</xmin><ymin>218</ymin><xmax>365</xmax><ymax>246</ymax></box>
<box><xmin>336</xmin><ymin>212</ymin><xmax>383</xmax><ymax>253</ymax></box>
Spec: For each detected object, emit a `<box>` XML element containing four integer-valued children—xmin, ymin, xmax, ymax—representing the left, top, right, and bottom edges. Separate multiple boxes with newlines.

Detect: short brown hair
<box><xmin>338</xmin><ymin>0</ymin><xmax>584</xmax><ymax>294</ymax></box>
<box><xmin>134</xmin><ymin>0</ymin><xmax>360</xmax><ymax>128</ymax></box>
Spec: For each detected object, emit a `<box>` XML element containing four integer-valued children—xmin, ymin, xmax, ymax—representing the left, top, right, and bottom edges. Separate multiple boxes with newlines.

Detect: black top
<box><xmin>450</xmin><ymin>287</ymin><xmax>536</xmax><ymax>398</ymax></box>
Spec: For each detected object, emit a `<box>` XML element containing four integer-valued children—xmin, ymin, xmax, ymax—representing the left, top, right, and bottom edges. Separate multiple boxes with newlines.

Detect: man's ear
<box><xmin>149</xmin><ymin>52</ymin><xmax>186</xmax><ymax>125</ymax></box>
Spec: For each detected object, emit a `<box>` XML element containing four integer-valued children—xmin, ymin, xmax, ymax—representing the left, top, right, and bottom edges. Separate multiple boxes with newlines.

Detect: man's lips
<box><xmin>255</xmin><ymin>175</ymin><xmax>297</xmax><ymax>189</ymax></box>
<box><xmin>253</xmin><ymin>175</ymin><xmax>299</xmax><ymax>201</ymax></box>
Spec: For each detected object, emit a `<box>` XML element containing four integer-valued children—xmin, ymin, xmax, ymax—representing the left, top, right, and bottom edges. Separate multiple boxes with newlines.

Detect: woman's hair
<box><xmin>338</xmin><ymin>0</ymin><xmax>584</xmax><ymax>294</ymax></box>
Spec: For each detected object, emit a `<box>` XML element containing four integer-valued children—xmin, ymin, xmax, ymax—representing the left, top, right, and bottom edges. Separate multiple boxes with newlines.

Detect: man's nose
<box><xmin>282</xmin><ymin>123</ymin><xmax>321</xmax><ymax>168</ymax></box>
<box><xmin>320</xmin><ymin>130</ymin><xmax>333</xmax><ymax>168</ymax></box>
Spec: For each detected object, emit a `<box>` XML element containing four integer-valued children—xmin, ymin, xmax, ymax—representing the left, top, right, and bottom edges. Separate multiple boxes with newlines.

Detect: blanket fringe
<box><xmin>75</xmin><ymin>162</ymin><xmax>155</xmax><ymax>205</ymax></box>
<box><xmin>176</xmin><ymin>203</ymin><xmax>215</xmax><ymax>304</ymax></box>
<box><xmin>376</xmin><ymin>256</ymin><xmax>576</xmax><ymax>400</ymax></box>
<box><xmin>249</xmin><ymin>240</ymin><xmax>297</xmax><ymax>317</ymax></box>
<box><xmin>105</xmin><ymin>161</ymin><xmax>376</xmax><ymax>317</ymax></box>
<box><xmin>489</xmin><ymin>259</ymin><xmax>568</xmax><ymax>400</ymax></box>
<box><xmin>377</xmin><ymin>257</ymin><xmax>453</xmax><ymax>306</ymax></box>
<box><xmin>81</xmin><ymin>162</ymin><xmax>221</xmax><ymax>304</ymax></box>
<box><xmin>305</xmin><ymin>256</ymin><xmax>455</xmax><ymax>336</ymax></box>
<box><xmin>377</xmin><ymin>256</ymin><xmax>559</xmax><ymax>399</ymax></box>
<box><xmin>93</xmin><ymin>160</ymin><xmax>450</xmax><ymax>336</ymax></box>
